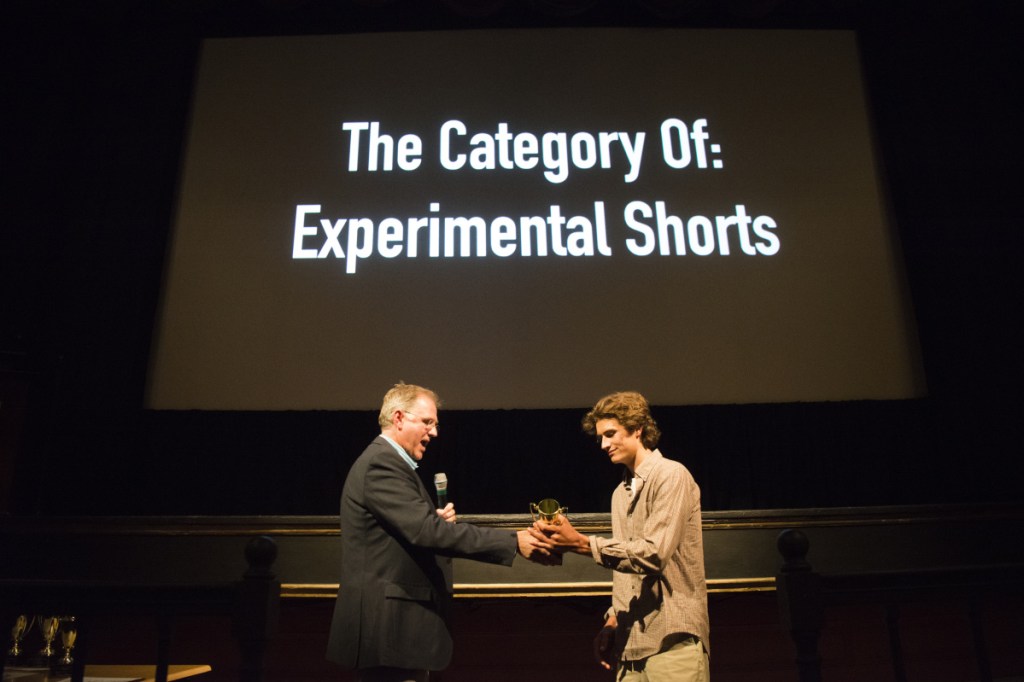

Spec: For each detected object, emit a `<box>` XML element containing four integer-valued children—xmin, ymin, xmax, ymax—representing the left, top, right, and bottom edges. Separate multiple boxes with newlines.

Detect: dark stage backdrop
<box><xmin>2</xmin><ymin>3</ymin><xmax>1021</xmax><ymax>516</ymax></box>
<box><xmin>11</xmin><ymin>397</ymin><xmax>1010</xmax><ymax>516</ymax></box>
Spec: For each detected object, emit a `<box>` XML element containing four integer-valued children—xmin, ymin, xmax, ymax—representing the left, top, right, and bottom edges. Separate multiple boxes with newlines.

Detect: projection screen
<box><xmin>146</xmin><ymin>27</ymin><xmax>924</xmax><ymax>410</ymax></box>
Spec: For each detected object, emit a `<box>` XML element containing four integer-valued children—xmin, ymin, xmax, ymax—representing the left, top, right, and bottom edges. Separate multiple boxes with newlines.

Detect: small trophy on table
<box><xmin>7</xmin><ymin>614</ymin><xmax>29</xmax><ymax>661</ymax></box>
<box><xmin>59</xmin><ymin>622</ymin><xmax>78</xmax><ymax>666</ymax></box>
<box><xmin>38</xmin><ymin>616</ymin><xmax>60</xmax><ymax>660</ymax></box>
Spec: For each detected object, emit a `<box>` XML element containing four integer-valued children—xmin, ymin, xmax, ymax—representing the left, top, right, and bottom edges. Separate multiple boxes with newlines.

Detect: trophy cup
<box><xmin>530</xmin><ymin>498</ymin><xmax>567</xmax><ymax>565</ymax></box>
<box><xmin>7</xmin><ymin>614</ymin><xmax>28</xmax><ymax>659</ymax></box>
<box><xmin>59</xmin><ymin>623</ymin><xmax>78</xmax><ymax>666</ymax></box>
<box><xmin>530</xmin><ymin>498</ymin><xmax>567</xmax><ymax>524</ymax></box>
<box><xmin>38</xmin><ymin>616</ymin><xmax>59</xmax><ymax>660</ymax></box>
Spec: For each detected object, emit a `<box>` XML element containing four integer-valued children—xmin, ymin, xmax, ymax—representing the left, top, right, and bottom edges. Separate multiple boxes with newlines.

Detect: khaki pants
<box><xmin>617</xmin><ymin>637</ymin><xmax>710</xmax><ymax>682</ymax></box>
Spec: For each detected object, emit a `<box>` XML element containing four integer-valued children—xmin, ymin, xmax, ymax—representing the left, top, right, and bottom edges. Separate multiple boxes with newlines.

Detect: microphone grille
<box><xmin>434</xmin><ymin>473</ymin><xmax>447</xmax><ymax>488</ymax></box>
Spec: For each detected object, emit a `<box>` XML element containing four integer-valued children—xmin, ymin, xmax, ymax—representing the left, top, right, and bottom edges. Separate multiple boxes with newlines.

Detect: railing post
<box><xmin>233</xmin><ymin>535</ymin><xmax>280</xmax><ymax>682</ymax></box>
<box><xmin>884</xmin><ymin>602</ymin><xmax>907</xmax><ymax>681</ymax></box>
<box><xmin>777</xmin><ymin>529</ymin><xmax>823</xmax><ymax>682</ymax></box>
<box><xmin>968</xmin><ymin>594</ymin><xmax>993</xmax><ymax>682</ymax></box>
<box><xmin>155</xmin><ymin>614</ymin><xmax>173</xmax><ymax>682</ymax></box>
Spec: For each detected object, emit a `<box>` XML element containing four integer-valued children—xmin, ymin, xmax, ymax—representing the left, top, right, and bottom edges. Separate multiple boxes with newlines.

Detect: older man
<box><xmin>327</xmin><ymin>382</ymin><xmax>552</xmax><ymax>682</ymax></box>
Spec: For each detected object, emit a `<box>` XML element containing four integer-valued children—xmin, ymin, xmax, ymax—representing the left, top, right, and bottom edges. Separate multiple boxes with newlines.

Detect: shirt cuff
<box><xmin>589</xmin><ymin>534</ymin><xmax>603</xmax><ymax>564</ymax></box>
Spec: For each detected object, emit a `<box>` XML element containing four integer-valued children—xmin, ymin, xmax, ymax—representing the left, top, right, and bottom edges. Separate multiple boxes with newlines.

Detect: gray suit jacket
<box><xmin>326</xmin><ymin>436</ymin><xmax>517</xmax><ymax>671</ymax></box>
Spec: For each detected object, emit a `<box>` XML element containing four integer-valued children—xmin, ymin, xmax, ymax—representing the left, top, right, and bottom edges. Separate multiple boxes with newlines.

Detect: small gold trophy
<box><xmin>39</xmin><ymin>616</ymin><xmax>59</xmax><ymax>659</ymax></box>
<box><xmin>530</xmin><ymin>498</ymin><xmax>568</xmax><ymax>524</ymax></box>
<box><xmin>530</xmin><ymin>498</ymin><xmax>567</xmax><ymax>565</ymax></box>
<box><xmin>60</xmin><ymin>626</ymin><xmax>78</xmax><ymax>666</ymax></box>
<box><xmin>7</xmin><ymin>614</ymin><xmax>28</xmax><ymax>658</ymax></box>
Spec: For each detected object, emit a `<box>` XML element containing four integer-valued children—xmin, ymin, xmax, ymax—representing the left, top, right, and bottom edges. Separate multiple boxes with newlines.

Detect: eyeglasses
<box><xmin>403</xmin><ymin>410</ymin><xmax>439</xmax><ymax>431</ymax></box>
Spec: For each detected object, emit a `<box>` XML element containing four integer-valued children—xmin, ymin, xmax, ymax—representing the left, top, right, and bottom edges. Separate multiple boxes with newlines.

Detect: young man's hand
<box><xmin>533</xmin><ymin>514</ymin><xmax>591</xmax><ymax>554</ymax></box>
<box><xmin>594</xmin><ymin>616</ymin><xmax>618</xmax><ymax>670</ymax></box>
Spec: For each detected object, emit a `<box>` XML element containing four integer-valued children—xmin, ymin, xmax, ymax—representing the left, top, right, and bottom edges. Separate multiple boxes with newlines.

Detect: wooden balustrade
<box><xmin>776</xmin><ymin>528</ymin><xmax>1024</xmax><ymax>682</ymax></box>
<box><xmin>0</xmin><ymin>535</ymin><xmax>279</xmax><ymax>682</ymax></box>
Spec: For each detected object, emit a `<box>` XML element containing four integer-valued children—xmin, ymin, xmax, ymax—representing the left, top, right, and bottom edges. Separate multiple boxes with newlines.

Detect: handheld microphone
<box><xmin>433</xmin><ymin>473</ymin><xmax>449</xmax><ymax>509</ymax></box>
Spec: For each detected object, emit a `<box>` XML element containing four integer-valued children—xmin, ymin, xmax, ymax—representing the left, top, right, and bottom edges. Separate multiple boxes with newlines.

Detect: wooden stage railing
<box><xmin>0</xmin><ymin>535</ymin><xmax>280</xmax><ymax>682</ymax></box>
<box><xmin>3</xmin><ymin>505</ymin><xmax>1023</xmax><ymax>680</ymax></box>
<box><xmin>775</xmin><ymin>528</ymin><xmax>1024</xmax><ymax>682</ymax></box>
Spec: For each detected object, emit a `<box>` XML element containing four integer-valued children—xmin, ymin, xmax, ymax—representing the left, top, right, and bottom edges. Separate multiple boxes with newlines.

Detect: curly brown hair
<box><xmin>582</xmin><ymin>391</ymin><xmax>661</xmax><ymax>449</ymax></box>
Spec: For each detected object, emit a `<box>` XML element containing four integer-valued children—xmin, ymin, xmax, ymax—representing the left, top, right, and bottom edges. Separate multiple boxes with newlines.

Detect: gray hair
<box><xmin>378</xmin><ymin>382</ymin><xmax>442</xmax><ymax>429</ymax></box>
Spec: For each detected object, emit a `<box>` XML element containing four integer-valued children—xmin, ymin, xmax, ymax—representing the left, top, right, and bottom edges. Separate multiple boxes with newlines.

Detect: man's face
<box><xmin>594</xmin><ymin>417</ymin><xmax>643</xmax><ymax>471</ymax></box>
<box><xmin>394</xmin><ymin>395</ymin><xmax>439</xmax><ymax>461</ymax></box>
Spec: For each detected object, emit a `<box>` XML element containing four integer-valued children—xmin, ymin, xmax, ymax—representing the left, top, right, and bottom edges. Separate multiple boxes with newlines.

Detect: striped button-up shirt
<box><xmin>589</xmin><ymin>449</ymin><xmax>710</xmax><ymax>661</ymax></box>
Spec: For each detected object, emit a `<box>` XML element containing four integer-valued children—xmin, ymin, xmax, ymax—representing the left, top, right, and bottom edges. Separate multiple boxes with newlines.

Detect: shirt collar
<box><xmin>634</xmin><ymin>448</ymin><xmax>662</xmax><ymax>480</ymax></box>
<box><xmin>623</xmin><ymin>449</ymin><xmax>663</xmax><ymax>496</ymax></box>
<box><xmin>381</xmin><ymin>434</ymin><xmax>419</xmax><ymax>470</ymax></box>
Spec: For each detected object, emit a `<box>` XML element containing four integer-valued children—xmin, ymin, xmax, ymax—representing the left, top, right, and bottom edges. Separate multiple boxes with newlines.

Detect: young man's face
<box><xmin>594</xmin><ymin>417</ymin><xmax>644</xmax><ymax>471</ymax></box>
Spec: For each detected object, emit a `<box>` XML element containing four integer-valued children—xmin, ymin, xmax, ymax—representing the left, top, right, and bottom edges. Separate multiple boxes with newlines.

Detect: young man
<box><xmin>534</xmin><ymin>391</ymin><xmax>710</xmax><ymax>681</ymax></box>
<box><xmin>327</xmin><ymin>382</ymin><xmax>553</xmax><ymax>682</ymax></box>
